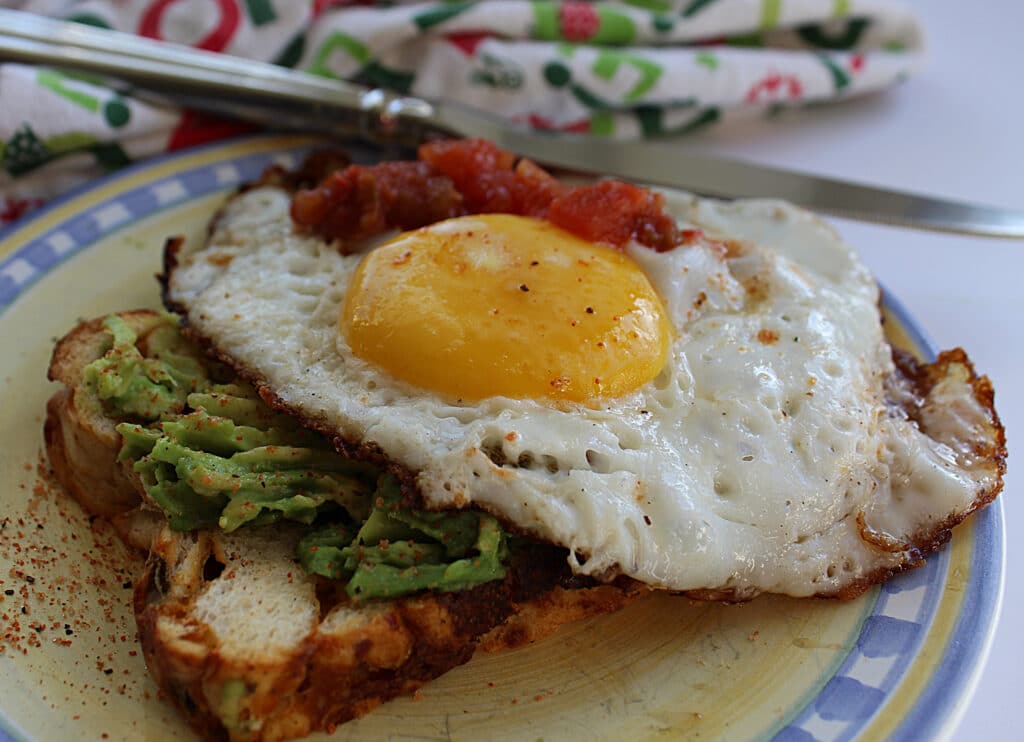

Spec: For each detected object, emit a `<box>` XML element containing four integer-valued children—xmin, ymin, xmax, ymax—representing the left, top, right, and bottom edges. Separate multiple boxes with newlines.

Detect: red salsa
<box><xmin>291</xmin><ymin>138</ymin><xmax>686</xmax><ymax>252</ymax></box>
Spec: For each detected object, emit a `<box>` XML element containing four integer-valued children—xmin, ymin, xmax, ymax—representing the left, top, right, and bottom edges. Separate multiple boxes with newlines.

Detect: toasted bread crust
<box><xmin>134</xmin><ymin>527</ymin><xmax>645</xmax><ymax>742</ymax></box>
<box><xmin>45</xmin><ymin>311</ymin><xmax>169</xmax><ymax>549</ymax></box>
<box><xmin>44</xmin><ymin>387</ymin><xmax>133</xmax><ymax>520</ymax></box>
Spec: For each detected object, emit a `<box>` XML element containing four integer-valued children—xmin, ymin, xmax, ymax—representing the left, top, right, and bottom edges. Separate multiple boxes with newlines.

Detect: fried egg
<box><xmin>165</xmin><ymin>181</ymin><xmax>1004</xmax><ymax>598</ymax></box>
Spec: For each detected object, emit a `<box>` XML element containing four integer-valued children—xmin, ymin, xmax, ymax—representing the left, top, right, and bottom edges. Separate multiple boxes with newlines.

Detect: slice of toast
<box><xmin>45</xmin><ymin>310</ymin><xmax>168</xmax><ymax>550</ymax></box>
<box><xmin>45</xmin><ymin>310</ymin><xmax>648</xmax><ymax>742</ymax></box>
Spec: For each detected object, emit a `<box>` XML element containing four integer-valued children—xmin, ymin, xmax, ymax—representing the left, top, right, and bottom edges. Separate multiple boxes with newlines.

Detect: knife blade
<box><xmin>1</xmin><ymin>8</ymin><xmax>1021</xmax><ymax>239</ymax></box>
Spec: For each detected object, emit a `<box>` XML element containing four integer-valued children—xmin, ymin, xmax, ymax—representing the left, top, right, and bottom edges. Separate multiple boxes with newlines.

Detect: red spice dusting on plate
<box><xmin>1</xmin><ymin>451</ymin><xmax>150</xmax><ymax>722</ymax></box>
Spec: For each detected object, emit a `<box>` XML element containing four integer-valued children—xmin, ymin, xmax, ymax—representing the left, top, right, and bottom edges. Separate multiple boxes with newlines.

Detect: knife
<box><xmin>0</xmin><ymin>9</ymin><xmax>1020</xmax><ymax>239</ymax></box>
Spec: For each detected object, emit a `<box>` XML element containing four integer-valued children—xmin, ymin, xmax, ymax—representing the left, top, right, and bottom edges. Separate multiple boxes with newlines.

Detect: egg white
<box><xmin>166</xmin><ymin>184</ymin><xmax>1001</xmax><ymax>597</ymax></box>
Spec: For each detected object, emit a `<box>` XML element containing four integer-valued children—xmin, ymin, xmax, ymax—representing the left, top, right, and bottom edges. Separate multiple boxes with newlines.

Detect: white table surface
<box><xmin>684</xmin><ymin>1</ymin><xmax>1019</xmax><ymax>737</ymax></box>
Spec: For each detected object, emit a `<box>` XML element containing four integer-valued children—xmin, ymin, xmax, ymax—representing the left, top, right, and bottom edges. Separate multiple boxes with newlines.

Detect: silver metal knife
<box><xmin>0</xmin><ymin>8</ymin><xmax>1020</xmax><ymax>239</ymax></box>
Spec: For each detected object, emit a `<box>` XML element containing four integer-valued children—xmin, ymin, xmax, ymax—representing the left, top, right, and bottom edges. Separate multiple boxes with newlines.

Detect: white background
<box><xmin>685</xmin><ymin>2</ymin><xmax>1019</xmax><ymax>737</ymax></box>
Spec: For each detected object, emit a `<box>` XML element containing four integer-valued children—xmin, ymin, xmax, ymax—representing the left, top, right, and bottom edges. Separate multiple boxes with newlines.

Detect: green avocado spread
<box><xmin>84</xmin><ymin>315</ymin><xmax>508</xmax><ymax>601</ymax></box>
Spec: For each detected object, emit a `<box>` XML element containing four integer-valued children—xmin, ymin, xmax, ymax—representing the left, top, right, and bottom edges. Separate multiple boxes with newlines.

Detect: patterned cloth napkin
<box><xmin>0</xmin><ymin>0</ymin><xmax>923</xmax><ymax>229</ymax></box>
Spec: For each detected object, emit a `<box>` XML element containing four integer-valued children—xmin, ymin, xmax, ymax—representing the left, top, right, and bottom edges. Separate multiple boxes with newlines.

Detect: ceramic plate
<box><xmin>0</xmin><ymin>135</ymin><xmax>1004</xmax><ymax>742</ymax></box>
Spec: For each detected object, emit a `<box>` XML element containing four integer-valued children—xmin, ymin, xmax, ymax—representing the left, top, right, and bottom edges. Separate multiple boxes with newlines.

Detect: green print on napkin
<box><xmin>0</xmin><ymin>0</ymin><xmax>925</xmax><ymax>229</ymax></box>
<box><xmin>37</xmin><ymin>70</ymin><xmax>132</xmax><ymax>129</ymax></box>
<box><xmin>2</xmin><ymin>126</ymin><xmax>50</xmax><ymax>177</ymax></box>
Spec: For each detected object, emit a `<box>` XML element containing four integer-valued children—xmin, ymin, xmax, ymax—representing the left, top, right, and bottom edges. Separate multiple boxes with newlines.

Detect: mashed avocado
<box><xmin>298</xmin><ymin>477</ymin><xmax>507</xmax><ymax>600</ymax></box>
<box><xmin>83</xmin><ymin>315</ymin><xmax>508</xmax><ymax>601</ymax></box>
<box><xmin>83</xmin><ymin>315</ymin><xmax>209</xmax><ymax>420</ymax></box>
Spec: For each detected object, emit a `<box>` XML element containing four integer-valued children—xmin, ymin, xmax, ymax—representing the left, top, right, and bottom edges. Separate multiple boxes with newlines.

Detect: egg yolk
<box><xmin>341</xmin><ymin>214</ymin><xmax>670</xmax><ymax>402</ymax></box>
